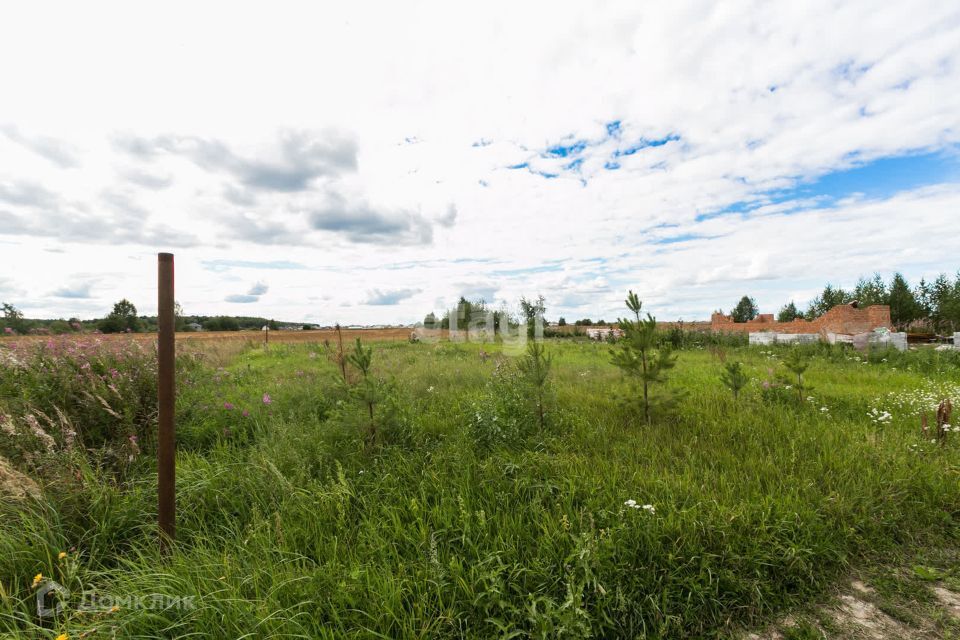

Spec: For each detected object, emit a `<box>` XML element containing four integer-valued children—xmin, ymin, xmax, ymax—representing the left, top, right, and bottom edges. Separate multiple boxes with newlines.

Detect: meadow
<box><xmin>1</xmin><ymin>332</ymin><xmax>959</xmax><ymax>638</ymax></box>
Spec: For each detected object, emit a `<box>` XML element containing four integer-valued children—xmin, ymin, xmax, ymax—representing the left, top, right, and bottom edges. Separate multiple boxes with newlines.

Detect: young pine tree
<box><xmin>782</xmin><ymin>349</ymin><xmax>810</xmax><ymax>404</ymax></box>
<box><xmin>720</xmin><ymin>361</ymin><xmax>748</xmax><ymax>401</ymax></box>
<box><xmin>346</xmin><ymin>338</ymin><xmax>379</xmax><ymax>445</ymax></box>
<box><xmin>517</xmin><ymin>340</ymin><xmax>552</xmax><ymax>431</ymax></box>
<box><xmin>610</xmin><ymin>291</ymin><xmax>677</xmax><ymax>423</ymax></box>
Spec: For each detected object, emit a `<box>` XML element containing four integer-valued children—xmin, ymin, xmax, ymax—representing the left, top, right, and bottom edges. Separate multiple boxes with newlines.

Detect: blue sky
<box><xmin>0</xmin><ymin>1</ymin><xmax>958</xmax><ymax>324</ymax></box>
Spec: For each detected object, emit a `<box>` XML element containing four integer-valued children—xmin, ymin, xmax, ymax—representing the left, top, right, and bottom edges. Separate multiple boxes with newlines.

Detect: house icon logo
<box><xmin>36</xmin><ymin>580</ymin><xmax>69</xmax><ymax>617</ymax></box>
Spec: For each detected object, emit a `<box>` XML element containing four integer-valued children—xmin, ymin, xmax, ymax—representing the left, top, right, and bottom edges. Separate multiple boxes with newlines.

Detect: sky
<box><xmin>1</xmin><ymin>1</ymin><xmax>959</xmax><ymax>325</ymax></box>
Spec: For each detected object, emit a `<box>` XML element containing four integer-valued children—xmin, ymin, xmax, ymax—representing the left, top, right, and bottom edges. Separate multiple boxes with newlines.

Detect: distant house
<box><xmin>185</xmin><ymin>322</ymin><xmax>203</xmax><ymax>332</ymax></box>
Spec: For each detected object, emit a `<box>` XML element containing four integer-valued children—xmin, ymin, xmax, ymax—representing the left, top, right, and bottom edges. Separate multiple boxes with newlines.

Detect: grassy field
<box><xmin>0</xmin><ymin>326</ymin><xmax>416</xmax><ymax>346</ymax></box>
<box><xmin>1</xmin><ymin>336</ymin><xmax>959</xmax><ymax>638</ymax></box>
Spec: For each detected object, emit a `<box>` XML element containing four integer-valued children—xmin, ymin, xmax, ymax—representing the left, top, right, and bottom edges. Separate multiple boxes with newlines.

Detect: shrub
<box><xmin>0</xmin><ymin>336</ymin><xmax>202</xmax><ymax>477</ymax></box>
<box><xmin>469</xmin><ymin>366</ymin><xmax>537</xmax><ymax>452</ymax></box>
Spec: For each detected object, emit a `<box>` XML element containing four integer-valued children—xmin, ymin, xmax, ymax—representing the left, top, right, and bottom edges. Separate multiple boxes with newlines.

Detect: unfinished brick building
<box><xmin>711</xmin><ymin>303</ymin><xmax>892</xmax><ymax>336</ymax></box>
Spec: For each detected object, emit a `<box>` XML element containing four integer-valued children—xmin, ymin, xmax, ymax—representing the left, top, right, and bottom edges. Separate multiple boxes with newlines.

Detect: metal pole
<box><xmin>157</xmin><ymin>253</ymin><xmax>176</xmax><ymax>553</ymax></box>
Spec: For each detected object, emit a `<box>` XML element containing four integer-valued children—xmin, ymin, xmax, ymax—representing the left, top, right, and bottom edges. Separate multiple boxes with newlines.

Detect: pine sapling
<box><xmin>782</xmin><ymin>348</ymin><xmax>810</xmax><ymax>404</ymax></box>
<box><xmin>610</xmin><ymin>290</ymin><xmax>677</xmax><ymax>423</ymax></box>
<box><xmin>720</xmin><ymin>361</ymin><xmax>748</xmax><ymax>401</ymax></box>
<box><xmin>346</xmin><ymin>338</ymin><xmax>378</xmax><ymax>445</ymax></box>
<box><xmin>335</xmin><ymin>323</ymin><xmax>348</xmax><ymax>382</ymax></box>
<box><xmin>517</xmin><ymin>340</ymin><xmax>552</xmax><ymax>431</ymax></box>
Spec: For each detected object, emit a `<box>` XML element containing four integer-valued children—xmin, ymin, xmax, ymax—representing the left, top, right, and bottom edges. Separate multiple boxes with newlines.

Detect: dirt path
<box><xmin>744</xmin><ymin>562</ymin><xmax>960</xmax><ymax>639</ymax></box>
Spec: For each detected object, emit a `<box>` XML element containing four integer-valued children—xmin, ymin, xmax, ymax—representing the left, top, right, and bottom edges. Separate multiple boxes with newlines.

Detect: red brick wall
<box><xmin>710</xmin><ymin>304</ymin><xmax>892</xmax><ymax>335</ymax></box>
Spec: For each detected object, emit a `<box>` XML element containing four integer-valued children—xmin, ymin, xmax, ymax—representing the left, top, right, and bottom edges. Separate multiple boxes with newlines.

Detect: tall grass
<box><xmin>1</xmin><ymin>339</ymin><xmax>958</xmax><ymax>638</ymax></box>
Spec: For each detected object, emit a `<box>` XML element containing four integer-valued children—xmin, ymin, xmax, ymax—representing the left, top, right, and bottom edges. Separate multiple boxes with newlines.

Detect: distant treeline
<box><xmin>0</xmin><ymin>299</ymin><xmax>306</xmax><ymax>336</ymax></box>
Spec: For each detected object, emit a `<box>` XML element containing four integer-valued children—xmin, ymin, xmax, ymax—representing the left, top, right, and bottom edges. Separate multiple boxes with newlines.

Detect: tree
<box><xmin>782</xmin><ymin>349</ymin><xmax>810</xmax><ymax>404</ymax></box>
<box><xmin>100</xmin><ymin>299</ymin><xmax>140</xmax><ymax>333</ymax></box>
<box><xmin>203</xmin><ymin>316</ymin><xmax>239</xmax><ymax>331</ymax></box>
<box><xmin>423</xmin><ymin>312</ymin><xmax>438</xmax><ymax>328</ymax></box>
<box><xmin>347</xmin><ymin>338</ymin><xmax>380</xmax><ymax>446</ymax></box>
<box><xmin>557</xmin><ymin>317</ymin><xmax>567</xmax><ymax>326</ymax></box>
<box><xmin>888</xmin><ymin>273</ymin><xmax>919</xmax><ymax>329</ymax></box>
<box><xmin>517</xmin><ymin>341</ymin><xmax>552</xmax><ymax>431</ymax></box>
<box><xmin>805</xmin><ymin>284</ymin><xmax>851</xmax><ymax>319</ymax></box>
<box><xmin>0</xmin><ymin>302</ymin><xmax>27</xmax><ymax>335</ymax></box>
<box><xmin>610</xmin><ymin>291</ymin><xmax>677</xmax><ymax>423</ymax></box>
<box><xmin>730</xmin><ymin>296</ymin><xmax>759</xmax><ymax>323</ymax></box>
<box><xmin>777</xmin><ymin>301</ymin><xmax>800</xmax><ymax>323</ymax></box>
<box><xmin>927</xmin><ymin>273</ymin><xmax>959</xmax><ymax>333</ymax></box>
<box><xmin>853</xmin><ymin>274</ymin><xmax>888</xmax><ymax>307</ymax></box>
<box><xmin>519</xmin><ymin>295</ymin><xmax>546</xmax><ymax>336</ymax></box>
<box><xmin>915</xmin><ymin>278</ymin><xmax>932</xmax><ymax>322</ymax></box>
<box><xmin>720</xmin><ymin>362</ymin><xmax>748</xmax><ymax>401</ymax></box>
<box><xmin>174</xmin><ymin>301</ymin><xmax>186</xmax><ymax>332</ymax></box>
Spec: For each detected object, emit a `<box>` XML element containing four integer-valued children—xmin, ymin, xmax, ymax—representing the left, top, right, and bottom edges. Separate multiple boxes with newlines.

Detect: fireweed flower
<box><xmin>262</xmin><ymin>393</ymin><xmax>272</xmax><ymax>405</ymax></box>
<box><xmin>224</xmin><ymin>402</ymin><xmax>234</xmax><ymax>410</ymax></box>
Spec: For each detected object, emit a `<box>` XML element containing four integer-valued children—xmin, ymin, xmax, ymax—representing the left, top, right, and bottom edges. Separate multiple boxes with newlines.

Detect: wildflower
<box><xmin>624</xmin><ymin>499</ymin><xmax>637</xmax><ymax>508</ymax></box>
<box><xmin>58</xmin><ymin>551</ymin><xmax>67</xmax><ymax>560</ymax></box>
<box><xmin>32</xmin><ymin>573</ymin><xmax>43</xmax><ymax>588</ymax></box>
<box><xmin>242</xmin><ymin>409</ymin><xmax>250</xmax><ymax>417</ymax></box>
<box><xmin>427</xmin><ymin>386</ymin><xmax>435</xmax><ymax>393</ymax></box>
<box><xmin>56</xmin><ymin>635</ymin><xmax>69</xmax><ymax>640</ymax></box>
<box><xmin>110</xmin><ymin>605</ymin><xmax>120</xmax><ymax>613</ymax></box>
<box><xmin>641</xmin><ymin>504</ymin><xmax>656</xmax><ymax>514</ymax></box>
<box><xmin>223</xmin><ymin>402</ymin><xmax>234</xmax><ymax>410</ymax></box>
<box><xmin>262</xmin><ymin>393</ymin><xmax>272</xmax><ymax>405</ymax></box>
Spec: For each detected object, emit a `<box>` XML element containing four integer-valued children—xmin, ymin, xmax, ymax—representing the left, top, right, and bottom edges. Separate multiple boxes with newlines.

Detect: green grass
<box><xmin>1</xmin><ymin>339</ymin><xmax>959</xmax><ymax>638</ymax></box>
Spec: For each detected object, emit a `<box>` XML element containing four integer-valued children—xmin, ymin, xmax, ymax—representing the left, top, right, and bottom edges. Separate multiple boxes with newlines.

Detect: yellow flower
<box><xmin>110</xmin><ymin>605</ymin><xmax>120</xmax><ymax>613</ymax></box>
<box><xmin>56</xmin><ymin>634</ymin><xmax>69</xmax><ymax>640</ymax></box>
<box><xmin>58</xmin><ymin>551</ymin><xmax>68</xmax><ymax>560</ymax></box>
<box><xmin>31</xmin><ymin>573</ymin><xmax>43</xmax><ymax>588</ymax></box>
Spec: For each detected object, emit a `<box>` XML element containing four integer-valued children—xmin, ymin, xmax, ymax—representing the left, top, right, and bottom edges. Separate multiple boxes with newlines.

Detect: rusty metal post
<box><xmin>157</xmin><ymin>253</ymin><xmax>176</xmax><ymax>553</ymax></box>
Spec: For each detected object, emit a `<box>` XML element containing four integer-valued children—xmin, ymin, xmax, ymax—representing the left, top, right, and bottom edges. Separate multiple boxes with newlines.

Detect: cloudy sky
<box><xmin>1</xmin><ymin>1</ymin><xmax>959</xmax><ymax>325</ymax></box>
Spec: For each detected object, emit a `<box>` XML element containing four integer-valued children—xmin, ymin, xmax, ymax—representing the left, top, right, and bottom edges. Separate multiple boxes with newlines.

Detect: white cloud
<box><xmin>0</xmin><ymin>0</ymin><xmax>958</xmax><ymax>323</ymax></box>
